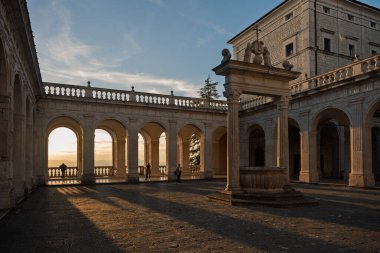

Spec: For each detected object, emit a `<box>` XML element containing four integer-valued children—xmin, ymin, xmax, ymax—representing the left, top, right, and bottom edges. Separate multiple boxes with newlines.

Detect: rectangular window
<box><xmin>285</xmin><ymin>12</ymin><xmax>293</xmax><ymax>21</ymax></box>
<box><xmin>348</xmin><ymin>14</ymin><xmax>354</xmax><ymax>21</ymax></box>
<box><xmin>372</xmin><ymin>50</ymin><xmax>378</xmax><ymax>55</ymax></box>
<box><xmin>349</xmin><ymin>44</ymin><xmax>355</xmax><ymax>57</ymax></box>
<box><xmin>324</xmin><ymin>38</ymin><xmax>331</xmax><ymax>52</ymax></box>
<box><xmin>323</xmin><ymin>7</ymin><xmax>330</xmax><ymax>14</ymax></box>
<box><xmin>286</xmin><ymin>43</ymin><xmax>294</xmax><ymax>57</ymax></box>
<box><xmin>371</xmin><ymin>22</ymin><xmax>376</xmax><ymax>28</ymax></box>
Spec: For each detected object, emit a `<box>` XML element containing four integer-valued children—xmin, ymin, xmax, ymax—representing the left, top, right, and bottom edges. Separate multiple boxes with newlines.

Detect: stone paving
<box><xmin>0</xmin><ymin>180</ymin><xmax>379</xmax><ymax>253</ymax></box>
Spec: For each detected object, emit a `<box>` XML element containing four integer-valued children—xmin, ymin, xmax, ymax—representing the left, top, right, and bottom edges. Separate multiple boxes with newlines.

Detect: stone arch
<box><xmin>364</xmin><ymin>99</ymin><xmax>380</xmax><ymax>182</ymax></box>
<box><xmin>139</xmin><ymin>121</ymin><xmax>167</xmax><ymax>177</ymax></box>
<box><xmin>310</xmin><ymin>107</ymin><xmax>351</xmax><ymax>181</ymax></box>
<box><xmin>45</xmin><ymin>116</ymin><xmax>83</xmax><ymax>182</ymax></box>
<box><xmin>288</xmin><ymin>118</ymin><xmax>301</xmax><ymax>179</ymax></box>
<box><xmin>178</xmin><ymin>123</ymin><xmax>203</xmax><ymax>175</ymax></box>
<box><xmin>247</xmin><ymin>124</ymin><xmax>266</xmax><ymax>166</ymax></box>
<box><xmin>211</xmin><ymin>126</ymin><xmax>227</xmax><ymax>176</ymax></box>
<box><xmin>95</xmin><ymin>119</ymin><xmax>127</xmax><ymax>178</ymax></box>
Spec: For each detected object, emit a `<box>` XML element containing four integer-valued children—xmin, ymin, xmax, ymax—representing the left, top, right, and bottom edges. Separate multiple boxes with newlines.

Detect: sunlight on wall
<box><xmin>138</xmin><ymin>133</ymin><xmax>145</xmax><ymax>166</ymax></box>
<box><xmin>159</xmin><ymin>132</ymin><xmax>166</xmax><ymax>166</ymax></box>
<box><xmin>48</xmin><ymin>127</ymin><xmax>77</xmax><ymax>167</ymax></box>
<box><xmin>95</xmin><ymin>129</ymin><xmax>112</xmax><ymax>166</ymax></box>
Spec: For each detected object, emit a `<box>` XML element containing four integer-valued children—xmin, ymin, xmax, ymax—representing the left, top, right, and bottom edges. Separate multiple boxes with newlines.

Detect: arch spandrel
<box><xmin>139</xmin><ymin>121</ymin><xmax>167</xmax><ymax>140</ymax></box>
<box><xmin>45</xmin><ymin>116</ymin><xmax>83</xmax><ymax>139</ymax></box>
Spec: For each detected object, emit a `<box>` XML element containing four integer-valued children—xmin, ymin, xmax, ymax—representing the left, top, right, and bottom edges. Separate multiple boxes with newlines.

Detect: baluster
<box><xmin>45</xmin><ymin>86</ymin><xmax>49</xmax><ymax>94</ymax></box>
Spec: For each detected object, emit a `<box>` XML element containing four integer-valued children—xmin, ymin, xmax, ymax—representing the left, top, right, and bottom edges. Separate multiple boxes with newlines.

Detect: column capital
<box><xmin>168</xmin><ymin>120</ymin><xmax>177</xmax><ymax>125</ymax></box>
<box><xmin>350</xmin><ymin>97</ymin><xmax>364</xmax><ymax>105</ymax></box>
<box><xmin>276</xmin><ymin>95</ymin><xmax>290</xmax><ymax>109</ymax></box>
<box><xmin>223</xmin><ymin>88</ymin><xmax>241</xmax><ymax>103</ymax></box>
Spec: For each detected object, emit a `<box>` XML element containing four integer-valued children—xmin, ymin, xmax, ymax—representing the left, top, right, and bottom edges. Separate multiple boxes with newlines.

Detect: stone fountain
<box><xmin>208</xmin><ymin>37</ymin><xmax>317</xmax><ymax>207</ymax></box>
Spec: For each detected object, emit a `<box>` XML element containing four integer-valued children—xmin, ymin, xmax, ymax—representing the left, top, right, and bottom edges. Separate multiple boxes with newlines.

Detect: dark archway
<box><xmin>319</xmin><ymin>124</ymin><xmax>341</xmax><ymax>178</ymax></box>
<box><xmin>289</xmin><ymin>119</ymin><xmax>301</xmax><ymax>179</ymax></box>
<box><xmin>249</xmin><ymin>125</ymin><xmax>265</xmax><ymax>166</ymax></box>
<box><xmin>372</xmin><ymin>126</ymin><xmax>380</xmax><ymax>181</ymax></box>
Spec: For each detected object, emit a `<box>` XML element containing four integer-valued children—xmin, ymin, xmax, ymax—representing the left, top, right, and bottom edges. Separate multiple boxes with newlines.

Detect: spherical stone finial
<box><xmin>87</xmin><ymin>81</ymin><xmax>91</xmax><ymax>87</ymax></box>
<box><xmin>131</xmin><ymin>86</ymin><xmax>135</xmax><ymax>91</ymax></box>
<box><xmin>171</xmin><ymin>90</ymin><xmax>174</xmax><ymax>96</ymax></box>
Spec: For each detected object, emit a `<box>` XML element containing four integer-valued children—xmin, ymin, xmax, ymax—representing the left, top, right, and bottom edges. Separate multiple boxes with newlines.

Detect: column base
<box><xmin>299</xmin><ymin>171</ymin><xmax>319</xmax><ymax>183</ymax></box>
<box><xmin>126</xmin><ymin>172</ymin><xmax>139</xmax><ymax>183</ymax></box>
<box><xmin>199</xmin><ymin>170</ymin><xmax>213</xmax><ymax>179</ymax></box>
<box><xmin>348</xmin><ymin>173</ymin><xmax>375</xmax><ymax>187</ymax></box>
<box><xmin>0</xmin><ymin>181</ymin><xmax>15</xmax><ymax>209</ymax></box>
<box><xmin>81</xmin><ymin>174</ymin><xmax>95</xmax><ymax>184</ymax></box>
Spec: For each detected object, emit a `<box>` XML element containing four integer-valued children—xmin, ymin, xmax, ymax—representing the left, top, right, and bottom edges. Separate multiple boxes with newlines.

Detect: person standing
<box><xmin>146</xmin><ymin>162</ymin><xmax>151</xmax><ymax>180</ymax></box>
<box><xmin>175</xmin><ymin>163</ymin><xmax>182</xmax><ymax>183</ymax></box>
<box><xmin>59</xmin><ymin>163</ymin><xmax>67</xmax><ymax>178</ymax></box>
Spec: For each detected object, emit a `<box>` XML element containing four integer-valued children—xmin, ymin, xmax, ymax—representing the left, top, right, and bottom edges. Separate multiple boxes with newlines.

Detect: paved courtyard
<box><xmin>0</xmin><ymin>180</ymin><xmax>379</xmax><ymax>253</ymax></box>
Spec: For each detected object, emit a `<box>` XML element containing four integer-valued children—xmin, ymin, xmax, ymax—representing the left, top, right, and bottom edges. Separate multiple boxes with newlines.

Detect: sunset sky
<box><xmin>32</xmin><ymin>0</ymin><xmax>380</xmax><ymax>166</ymax></box>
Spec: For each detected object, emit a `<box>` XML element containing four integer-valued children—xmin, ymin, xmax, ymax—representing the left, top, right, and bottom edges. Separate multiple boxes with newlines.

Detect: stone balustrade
<box><xmin>94</xmin><ymin>166</ymin><xmax>115</xmax><ymax>177</ymax></box>
<box><xmin>44</xmin><ymin>82</ymin><xmax>227</xmax><ymax>111</ymax></box>
<box><xmin>241</xmin><ymin>96</ymin><xmax>274</xmax><ymax>110</ymax></box>
<box><xmin>290</xmin><ymin>54</ymin><xmax>380</xmax><ymax>95</ymax></box>
<box><xmin>47</xmin><ymin>167</ymin><xmax>78</xmax><ymax>179</ymax></box>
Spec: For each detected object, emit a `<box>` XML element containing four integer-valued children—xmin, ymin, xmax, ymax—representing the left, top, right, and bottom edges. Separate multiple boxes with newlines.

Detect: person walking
<box><xmin>146</xmin><ymin>162</ymin><xmax>151</xmax><ymax>180</ymax></box>
<box><xmin>175</xmin><ymin>163</ymin><xmax>182</xmax><ymax>183</ymax></box>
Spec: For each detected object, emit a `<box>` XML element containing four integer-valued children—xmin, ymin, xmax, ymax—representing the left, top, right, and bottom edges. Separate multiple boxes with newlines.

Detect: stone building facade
<box><xmin>229</xmin><ymin>0</ymin><xmax>380</xmax><ymax>81</ymax></box>
<box><xmin>0</xmin><ymin>0</ymin><xmax>44</xmax><ymax>208</ymax></box>
<box><xmin>0</xmin><ymin>0</ymin><xmax>379</xmax><ymax>211</ymax></box>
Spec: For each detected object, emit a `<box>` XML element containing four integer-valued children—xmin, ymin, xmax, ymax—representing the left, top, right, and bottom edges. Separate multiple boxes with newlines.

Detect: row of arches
<box><xmin>246</xmin><ymin>105</ymin><xmax>380</xmax><ymax>183</ymax></box>
<box><xmin>45</xmin><ymin>116</ymin><xmax>228</xmax><ymax>182</ymax></box>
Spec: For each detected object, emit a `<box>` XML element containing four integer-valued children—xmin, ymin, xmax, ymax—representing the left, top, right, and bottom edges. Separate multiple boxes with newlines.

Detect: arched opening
<box><xmin>45</xmin><ymin>116</ymin><xmax>83</xmax><ymax>184</ymax></box>
<box><xmin>371</xmin><ymin>126</ymin><xmax>380</xmax><ymax>181</ymax></box>
<box><xmin>319</xmin><ymin>124</ymin><xmax>340</xmax><ymax>178</ymax></box>
<box><xmin>212</xmin><ymin>126</ymin><xmax>227</xmax><ymax>176</ymax></box>
<box><xmin>94</xmin><ymin>129</ymin><xmax>113</xmax><ymax>177</ymax></box>
<box><xmin>48</xmin><ymin>127</ymin><xmax>78</xmax><ymax>179</ymax></box>
<box><xmin>96</xmin><ymin>119</ymin><xmax>126</xmax><ymax>179</ymax></box>
<box><xmin>312</xmin><ymin>108</ymin><xmax>350</xmax><ymax>182</ymax></box>
<box><xmin>248</xmin><ymin>125</ymin><xmax>265</xmax><ymax>166</ymax></box>
<box><xmin>289</xmin><ymin>119</ymin><xmax>301</xmax><ymax>179</ymax></box>
<box><xmin>178</xmin><ymin>124</ymin><xmax>202</xmax><ymax>176</ymax></box>
<box><xmin>139</xmin><ymin>122</ymin><xmax>166</xmax><ymax>178</ymax></box>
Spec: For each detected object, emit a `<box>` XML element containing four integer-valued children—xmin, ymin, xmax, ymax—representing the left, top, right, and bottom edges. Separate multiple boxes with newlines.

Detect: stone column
<box><xmin>239</xmin><ymin>123</ymin><xmax>249</xmax><ymax>167</ymax></box>
<box><xmin>349</xmin><ymin>98</ymin><xmax>375</xmax><ymax>187</ymax></box>
<box><xmin>276</xmin><ymin>95</ymin><xmax>290</xmax><ymax>183</ymax></box>
<box><xmin>166</xmin><ymin>120</ymin><xmax>178</xmax><ymax>181</ymax></box>
<box><xmin>150</xmin><ymin>139</ymin><xmax>160</xmax><ymax>176</ymax></box>
<box><xmin>200</xmin><ymin>124</ymin><xmax>213</xmax><ymax>179</ymax></box>
<box><xmin>115</xmin><ymin>137</ymin><xmax>126</xmax><ymax>178</ymax></box>
<box><xmin>82</xmin><ymin>115</ymin><xmax>95</xmax><ymax>184</ymax></box>
<box><xmin>299</xmin><ymin>111</ymin><xmax>319</xmax><ymax>183</ymax></box>
<box><xmin>127</xmin><ymin>119</ymin><xmax>139</xmax><ymax>182</ymax></box>
<box><xmin>224</xmin><ymin>87</ymin><xmax>241</xmax><ymax>192</ymax></box>
<box><xmin>25</xmin><ymin>100</ymin><xmax>34</xmax><ymax>191</ymax></box>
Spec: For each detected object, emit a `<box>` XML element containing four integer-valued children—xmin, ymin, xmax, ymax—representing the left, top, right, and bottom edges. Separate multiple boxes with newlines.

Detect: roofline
<box><xmin>227</xmin><ymin>0</ymin><xmax>380</xmax><ymax>44</ymax></box>
<box><xmin>227</xmin><ymin>0</ymin><xmax>289</xmax><ymax>44</ymax></box>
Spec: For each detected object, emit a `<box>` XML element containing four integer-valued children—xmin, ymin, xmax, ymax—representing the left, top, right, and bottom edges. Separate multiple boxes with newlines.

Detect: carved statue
<box><xmin>282</xmin><ymin>60</ymin><xmax>293</xmax><ymax>71</ymax></box>
<box><xmin>251</xmin><ymin>40</ymin><xmax>264</xmax><ymax>65</ymax></box>
<box><xmin>221</xmin><ymin>48</ymin><xmax>231</xmax><ymax>63</ymax></box>
<box><xmin>263</xmin><ymin>46</ymin><xmax>272</xmax><ymax>67</ymax></box>
<box><xmin>243</xmin><ymin>42</ymin><xmax>252</xmax><ymax>62</ymax></box>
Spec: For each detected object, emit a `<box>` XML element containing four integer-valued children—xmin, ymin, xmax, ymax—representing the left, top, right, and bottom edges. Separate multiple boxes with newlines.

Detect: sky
<box><xmin>33</xmin><ymin>0</ymin><xmax>380</xmax><ymax>166</ymax></box>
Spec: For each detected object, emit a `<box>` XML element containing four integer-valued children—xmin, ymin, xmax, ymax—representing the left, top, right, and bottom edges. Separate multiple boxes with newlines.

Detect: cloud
<box><xmin>34</xmin><ymin>1</ymin><xmax>199</xmax><ymax>97</ymax></box>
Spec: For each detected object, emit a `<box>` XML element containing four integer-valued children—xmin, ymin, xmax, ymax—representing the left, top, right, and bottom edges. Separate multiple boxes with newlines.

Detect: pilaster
<box><xmin>276</xmin><ymin>95</ymin><xmax>290</xmax><ymax>183</ymax></box>
<box><xmin>200</xmin><ymin>123</ymin><xmax>213</xmax><ymax>179</ymax></box>
<box><xmin>127</xmin><ymin>118</ymin><xmax>139</xmax><ymax>182</ymax></box>
<box><xmin>166</xmin><ymin>120</ymin><xmax>178</xmax><ymax>181</ymax></box>
<box><xmin>349</xmin><ymin>98</ymin><xmax>375</xmax><ymax>187</ymax></box>
<box><xmin>81</xmin><ymin>115</ymin><xmax>95</xmax><ymax>184</ymax></box>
